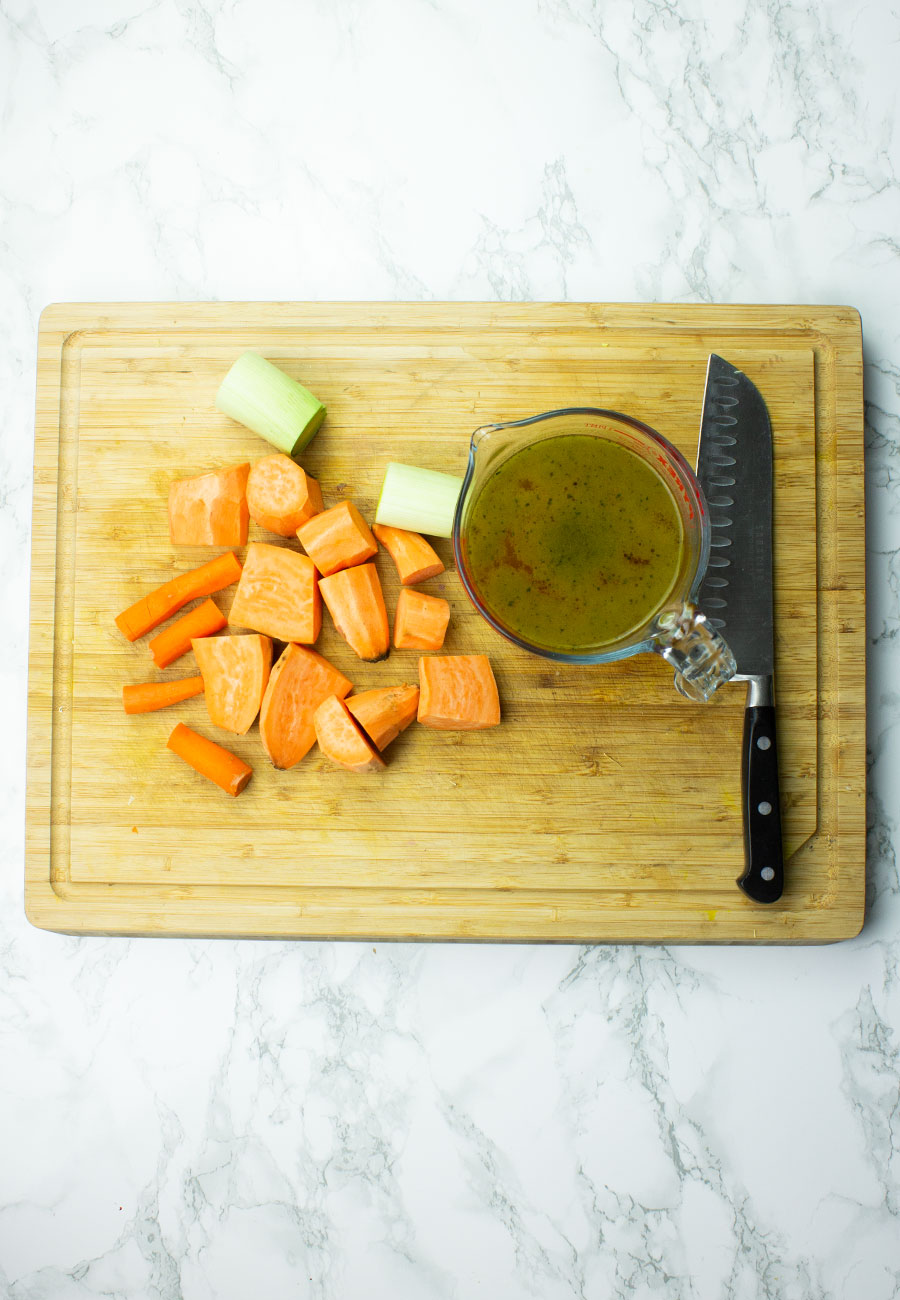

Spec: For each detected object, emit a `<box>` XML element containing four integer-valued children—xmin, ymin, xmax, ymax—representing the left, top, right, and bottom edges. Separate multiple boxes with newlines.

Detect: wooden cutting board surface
<box><xmin>25</xmin><ymin>302</ymin><xmax>866</xmax><ymax>941</ymax></box>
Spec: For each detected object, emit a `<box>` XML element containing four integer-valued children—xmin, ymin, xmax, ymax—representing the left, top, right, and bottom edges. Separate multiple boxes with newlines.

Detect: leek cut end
<box><xmin>290</xmin><ymin>402</ymin><xmax>327</xmax><ymax>457</ymax></box>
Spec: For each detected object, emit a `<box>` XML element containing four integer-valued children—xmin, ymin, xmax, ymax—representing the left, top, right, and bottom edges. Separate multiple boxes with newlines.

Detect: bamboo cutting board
<box><xmin>25</xmin><ymin>302</ymin><xmax>865</xmax><ymax>942</ymax></box>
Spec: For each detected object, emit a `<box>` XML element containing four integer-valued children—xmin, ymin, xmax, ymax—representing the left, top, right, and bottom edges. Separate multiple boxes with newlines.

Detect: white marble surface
<box><xmin>2</xmin><ymin>1</ymin><xmax>898</xmax><ymax>1296</ymax></box>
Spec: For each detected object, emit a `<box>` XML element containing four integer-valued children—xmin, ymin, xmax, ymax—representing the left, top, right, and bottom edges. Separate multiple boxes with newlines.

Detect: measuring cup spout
<box><xmin>469</xmin><ymin>421</ymin><xmax>517</xmax><ymax>462</ymax></box>
<box><xmin>459</xmin><ymin>421</ymin><xmax>516</xmax><ymax>510</ymax></box>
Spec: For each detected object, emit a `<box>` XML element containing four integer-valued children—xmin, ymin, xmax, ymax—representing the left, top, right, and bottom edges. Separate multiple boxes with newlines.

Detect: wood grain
<box><xmin>25</xmin><ymin>302</ymin><xmax>866</xmax><ymax>941</ymax></box>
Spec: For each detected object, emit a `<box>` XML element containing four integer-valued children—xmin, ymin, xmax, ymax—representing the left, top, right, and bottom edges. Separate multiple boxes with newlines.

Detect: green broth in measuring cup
<box><xmin>463</xmin><ymin>434</ymin><xmax>685</xmax><ymax>652</ymax></box>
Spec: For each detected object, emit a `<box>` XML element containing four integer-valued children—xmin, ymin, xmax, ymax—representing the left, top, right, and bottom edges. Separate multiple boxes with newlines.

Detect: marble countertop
<box><xmin>2</xmin><ymin>2</ymin><xmax>898</xmax><ymax>1296</ymax></box>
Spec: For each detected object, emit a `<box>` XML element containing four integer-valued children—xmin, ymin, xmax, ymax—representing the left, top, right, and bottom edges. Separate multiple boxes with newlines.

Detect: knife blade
<box><xmin>695</xmin><ymin>354</ymin><xmax>783</xmax><ymax>904</ymax></box>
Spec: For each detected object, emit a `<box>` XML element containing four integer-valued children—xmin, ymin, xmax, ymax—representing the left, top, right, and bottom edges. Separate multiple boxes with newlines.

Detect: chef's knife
<box><xmin>695</xmin><ymin>354</ymin><xmax>783</xmax><ymax>904</ymax></box>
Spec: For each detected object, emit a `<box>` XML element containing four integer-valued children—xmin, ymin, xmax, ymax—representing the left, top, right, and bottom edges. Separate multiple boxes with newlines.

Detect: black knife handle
<box><xmin>737</xmin><ymin>703</ymin><xmax>784</xmax><ymax>904</ymax></box>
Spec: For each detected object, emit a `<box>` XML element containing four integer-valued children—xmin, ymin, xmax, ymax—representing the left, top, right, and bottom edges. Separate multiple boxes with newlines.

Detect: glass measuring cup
<box><xmin>452</xmin><ymin>408</ymin><xmax>737</xmax><ymax>702</ymax></box>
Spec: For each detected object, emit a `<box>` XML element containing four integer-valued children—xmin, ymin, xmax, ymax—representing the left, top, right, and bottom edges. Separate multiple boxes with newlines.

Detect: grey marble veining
<box><xmin>2</xmin><ymin>1</ymin><xmax>900</xmax><ymax>1297</ymax></box>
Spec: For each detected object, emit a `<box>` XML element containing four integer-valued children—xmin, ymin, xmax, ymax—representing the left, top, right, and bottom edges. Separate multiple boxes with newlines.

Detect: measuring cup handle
<box><xmin>654</xmin><ymin>606</ymin><xmax>737</xmax><ymax>702</ymax></box>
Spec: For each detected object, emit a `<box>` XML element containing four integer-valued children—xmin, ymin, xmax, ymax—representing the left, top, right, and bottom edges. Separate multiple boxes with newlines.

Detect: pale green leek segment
<box><xmin>215</xmin><ymin>352</ymin><xmax>326</xmax><ymax>457</ymax></box>
<box><xmin>375</xmin><ymin>462</ymin><xmax>464</xmax><ymax>538</ymax></box>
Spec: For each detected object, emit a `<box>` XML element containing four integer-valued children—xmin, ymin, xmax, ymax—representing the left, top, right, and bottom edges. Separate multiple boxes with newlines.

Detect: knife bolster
<box><xmin>746</xmin><ymin>674</ymin><xmax>774</xmax><ymax>708</ymax></box>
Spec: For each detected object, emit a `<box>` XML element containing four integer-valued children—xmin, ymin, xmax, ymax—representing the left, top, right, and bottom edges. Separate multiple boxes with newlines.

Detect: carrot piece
<box><xmin>115</xmin><ymin>551</ymin><xmax>243</xmax><ymax>642</ymax></box>
<box><xmin>148</xmin><ymin>598</ymin><xmax>227</xmax><ymax>669</ymax></box>
<box><xmin>259</xmin><ymin>643</ymin><xmax>353</xmax><ymax>769</ymax></box>
<box><xmin>246</xmin><ymin>454</ymin><xmax>324</xmax><ymax>537</ymax></box>
<box><xmin>191</xmin><ymin>634</ymin><xmax>273</xmax><ymax>735</ymax></box>
<box><xmin>122</xmin><ymin>676</ymin><xmax>204</xmax><ymax>715</ymax></box>
<box><xmin>417</xmin><ymin>654</ymin><xmax>501</xmax><ymax>730</ymax></box>
<box><xmin>296</xmin><ymin>500</ymin><xmax>378</xmax><ymax>576</ymax></box>
<box><xmin>314</xmin><ymin>695</ymin><xmax>386</xmax><ymax>773</ymax></box>
<box><xmin>228</xmin><ymin>541</ymin><xmax>321</xmax><ymax>644</ymax></box>
<box><xmin>345</xmin><ymin>684</ymin><xmax>419</xmax><ymax>751</ymax></box>
<box><xmin>372</xmin><ymin>523</ymin><xmax>444</xmax><ymax>585</ymax></box>
<box><xmin>167</xmin><ymin>722</ymin><xmax>252</xmax><ymax>796</ymax></box>
<box><xmin>168</xmin><ymin>463</ymin><xmax>250</xmax><ymax>547</ymax></box>
<box><xmin>393</xmin><ymin>587</ymin><xmax>450</xmax><ymax>651</ymax></box>
<box><xmin>318</xmin><ymin>563</ymin><xmax>390</xmax><ymax>662</ymax></box>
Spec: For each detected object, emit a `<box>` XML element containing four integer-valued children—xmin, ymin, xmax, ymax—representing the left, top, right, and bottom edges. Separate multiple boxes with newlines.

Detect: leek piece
<box><xmin>216</xmin><ymin>352</ymin><xmax>326</xmax><ymax>457</ymax></box>
<box><xmin>375</xmin><ymin>462</ymin><xmax>464</xmax><ymax>538</ymax></box>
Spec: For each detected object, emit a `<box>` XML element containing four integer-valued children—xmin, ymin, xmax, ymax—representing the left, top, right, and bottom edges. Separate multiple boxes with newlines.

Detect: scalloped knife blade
<box><xmin>696</xmin><ymin>354</ymin><xmax>783</xmax><ymax>904</ymax></box>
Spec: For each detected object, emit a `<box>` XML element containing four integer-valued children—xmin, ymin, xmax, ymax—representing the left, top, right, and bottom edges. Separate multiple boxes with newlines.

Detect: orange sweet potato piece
<box><xmin>228</xmin><ymin>542</ymin><xmax>321</xmax><ymax>644</ymax></box>
<box><xmin>258</xmin><ymin>643</ymin><xmax>353</xmax><ymax>769</ymax></box>
<box><xmin>314</xmin><ymin>694</ymin><xmax>386</xmax><ymax>773</ymax></box>
<box><xmin>318</xmin><ymin>563</ymin><xmax>390</xmax><ymax>662</ymax></box>
<box><xmin>372</xmin><ymin>524</ymin><xmax>444</xmax><ymax>585</ymax></box>
<box><xmin>168</xmin><ymin>463</ymin><xmax>250</xmax><ymax>547</ymax></box>
<box><xmin>191</xmin><ymin>633</ymin><xmax>273</xmax><ymax>735</ymax></box>
<box><xmin>393</xmin><ymin>587</ymin><xmax>450</xmax><ymax>651</ymax></box>
<box><xmin>297</xmin><ymin>500</ymin><xmax>377</xmax><ymax>576</ymax></box>
<box><xmin>417</xmin><ymin>654</ymin><xmax>501</xmax><ymax>730</ymax></box>
<box><xmin>345</xmin><ymin>684</ymin><xmax>419</xmax><ymax>751</ymax></box>
<box><xmin>246</xmin><ymin>454</ymin><xmax>324</xmax><ymax>537</ymax></box>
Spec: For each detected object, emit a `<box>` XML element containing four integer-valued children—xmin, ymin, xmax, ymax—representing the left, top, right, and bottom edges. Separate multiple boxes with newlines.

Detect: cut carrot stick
<box><xmin>393</xmin><ymin>587</ymin><xmax>450</xmax><ymax>651</ymax></box>
<box><xmin>372</xmin><ymin>523</ymin><xmax>444</xmax><ymax>585</ymax></box>
<box><xmin>345</xmin><ymin>684</ymin><xmax>419</xmax><ymax>751</ymax></box>
<box><xmin>122</xmin><ymin>676</ymin><xmax>204</xmax><ymax>715</ymax></box>
<box><xmin>246</xmin><ymin>454</ymin><xmax>324</xmax><ymax>537</ymax></box>
<box><xmin>115</xmin><ymin>551</ymin><xmax>243</xmax><ymax>642</ymax></box>
<box><xmin>167</xmin><ymin>722</ymin><xmax>253</xmax><ymax>796</ymax></box>
<box><xmin>168</xmin><ymin>463</ymin><xmax>251</xmax><ymax>547</ymax></box>
<box><xmin>318</xmin><ymin>563</ymin><xmax>390</xmax><ymax>662</ymax></box>
<box><xmin>296</xmin><ymin>500</ymin><xmax>378</xmax><ymax>576</ymax></box>
<box><xmin>192</xmin><ymin>634</ymin><xmax>273</xmax><ymax>735</ymax></box>
<box><xmin>417</xmin><ymin>654</ymin><xmax>501</xmax><ymax>730</ymax></box>
<box><xmin>259</xmin><ymin>643</ymin><xmax>353</xmax><ymax>769</ymax></box>
<box><xmin>314</xmin><ymin>694</ymin><xmax>386</xmax><ymax>773</ymax></box>
<box><xmin>228</xmin><ymin>542</ymin><xmax>321</xmax><ymax>644</ymax></box>
<box><xmin>148</xmin><ymin>598</ymin><xmax>227</xmax><ymax>669</ymax></box>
